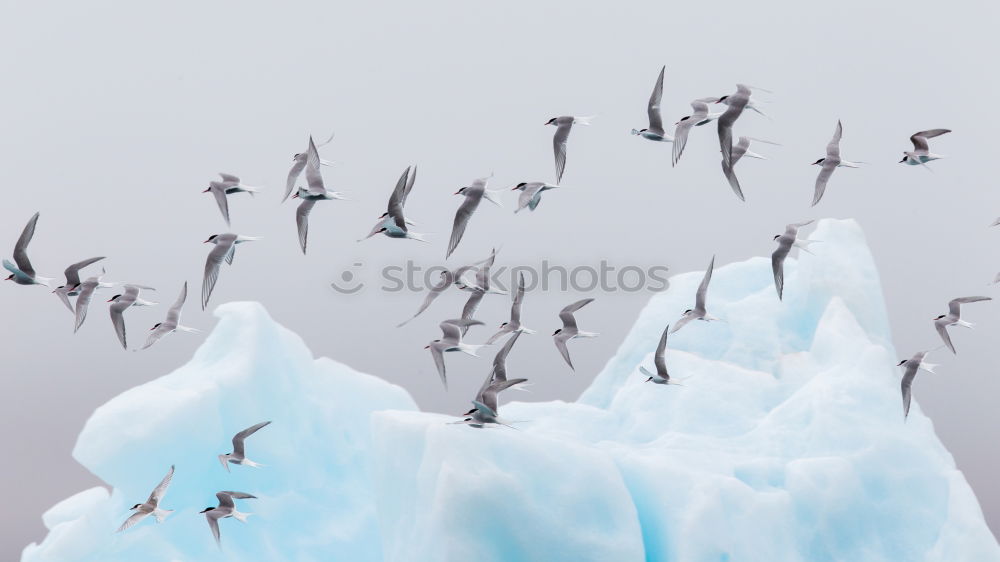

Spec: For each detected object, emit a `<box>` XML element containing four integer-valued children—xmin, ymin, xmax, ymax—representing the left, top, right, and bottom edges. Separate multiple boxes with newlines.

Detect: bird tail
<box><xmin>483</xmin><ymin>189</ymin><xmax>504</xmax><ymax>207</ymax></box>
<box><xmin>519</xmin><ymin>327</ymin><xmax>536</xmax><ymax>335</ymax></box>
<box><xmin>177</xmin><ymin>325</ymin><xmax>202</xmax><ymax>333</ymax></box>
<box><xmin>793</xmin><ymin>239</ymin><xmax>820</xmax><ymax>255</ymax></box>
<box><xmin>153</xmin><ymin>509</ymin><xmax>173</xmax><ymax>523</ymax></box>
<box><xmin>406</xmin><ymin>232</ymin><xmax>431</xmax><ymax>243</ymax></box>
<box><xmin>956</xmin><ymin>320</ymin><xmax>974</xmax><ymax>329</ymax></box>
<box><xmin>459</xmin><ymin>343</ymin><xmax>483</xmax><ymax>357</ymax></box>
<box><xmin>35</xmin><ymin>276</ymin><xmax>54</xmax><ymax>287</ymax></box>
<box><xmin>232</xmin><ymin>510</ymin><xmax>252</xmax><ymax>523</ymax></box>
<box><xmin>136</xmin><ymin>298</ymin><xmax>158</xmax><ymax>306</ymax></box>
<box><xmin>574</xmin><ymin>115</ymin><xmax>597</xmax><ymax>125</ymax></box>
<box><xmin>241</xmin><ymin>185</ymin><xmax>263</xmax><ymax>196</ymax></box>
<box><xmin>576</xmin><ymin>331</ymin><xmax>600</xmax><ymax>338</ymax></box>
<box><xmin>236</xmin><ymin>235</ymin><xmax>263</xmax><ymax>242</ymax></box>
<box><xmin>242</xmin><ymin>458</ymin><xmax>265</xmax><ymax>468</ymax></box>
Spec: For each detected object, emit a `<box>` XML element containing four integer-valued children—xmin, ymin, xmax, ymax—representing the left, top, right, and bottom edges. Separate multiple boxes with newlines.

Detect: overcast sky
<box><xmin>2</xmin><ymin>0</ymin><xmax>998</xmax><ymax>557</ymax></box>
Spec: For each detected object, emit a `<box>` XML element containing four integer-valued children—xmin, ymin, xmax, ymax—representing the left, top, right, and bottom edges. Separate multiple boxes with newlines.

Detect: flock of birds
<box><xmin>3</xmin><ymin>65</ymin><xmax>991</xmax><ymax>545</ymax></box>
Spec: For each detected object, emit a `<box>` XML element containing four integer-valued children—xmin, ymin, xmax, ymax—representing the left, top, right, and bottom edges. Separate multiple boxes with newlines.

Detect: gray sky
<box><xmin>2</xmin><ymin>0</ymin><xmax>998</xmax><ymax>557</ymax></box>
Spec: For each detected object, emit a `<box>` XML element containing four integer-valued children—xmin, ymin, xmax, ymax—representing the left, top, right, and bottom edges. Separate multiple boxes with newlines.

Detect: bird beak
<box><xmin>203</xmin><ymin>239</ymin><xmax>211</xmax><ymax>243</ymax></box>
<box><xmin>423</xmin><ymin>344</ymin><xmax>430</xmax><ymax>349</ymax></box>
<box><xmin>453</xmin><ymin>191</ymin><xmax>462</xmax><ymax>195</ymax></box>
<box><xmin>202</xmin><ymin>188</ymin><xmax>210</xmax><ymax>193</ymax></box>
<box><xmin>106</xmin><ymin>297</ymin><xmax>114</xmax><ymax>302</ymax></box>
<box><xmin>292</xmin><ymin>192</ymin><xmax>299</xmax><ymax>199</ymax></box>
<box><xmin>510</xmin><ymin>186</ymin><xmax>519</xmax><ymax>190</ymax></box>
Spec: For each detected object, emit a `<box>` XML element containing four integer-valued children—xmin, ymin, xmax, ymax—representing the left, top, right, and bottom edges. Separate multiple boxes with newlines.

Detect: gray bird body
<box><xmin>446</xmin><ymin>176</ymin><xmax>502</xmax><ymax>258</ymax></box>
<box><xmin>458</xmin><ymin>331</ymin><xmax>527</xmax><ymax>427</ymax></box>
<box><xmin>52</xmin><ymin>256</ymin><xmax>105</xmax><ymax>312</ymax></box>
<box><xmin>717</xmin><ymin>85</ymin><xmax>753</xmax><ymax>170</ymax></box>
<box><xmin>933</xmin><ymin>296</ymin><xmax>991</xmax><ymax>353</ymax></box>
<box><xmin>901</xmin><ymin>129</ymin><xmax>951</xmax><ymax>167</ymax></box>
<box><xmin>811</xmin><ymin>120</ymin><xmax>861</xmax><ymax>206</ymax></box>
<box><xmin>899</xmin><ymin>351</ymin><xmax>938</xmax><ymax>419</ymax></box>
<box><xmin>553</xmin><ymin>298</ymin><xmax>597</xmax><ymax>370</ymax></box>
<box><xmin>512</xmin><ymin>181</ymin><xmax>559</xmax><ymax>213</ymax></box>
<box><xmin>117</xmin><ymin>465</ymin><xmax>175</xmax><ymax>532</ymax></box>
<box><xmin>73</xmin><ymin>272</ymin><xmax>114</xmax><ymax>332</ymax></box>
<box><xmin>205</xmin><ymin>174</ymin><xmax>261</xmax><ymax>226</ymax></box>
<box><xmin>4</xmin><ymin>212</ymin><xmax>52</xmax><ymax>286</ymax></box>
<box><xmin>291</xmin><ymin>136</ymin><xmax>347</xmax><ymax>253</ymax></box>
<box><xmin>671</xmin><ymin>255</ymin><xmax>718</xmax><ymax>333</ymax></box>
<box><xmin>720</xmin><ymin>136</ymin><xmax>779</xmax><ymax>201</ymax></box>
<box><xmin>487</xmin><ymin>272</ymin><xmax>535</xmax><ymax>344</ymax></box>
<box><xmin>360</xmin><ymin>166</ymin><xmax>427</xmax><ymax>242</ymax></box>
<box><xmin>109</xmin><ymin>284</ymin><xmax>157</xmax><ymax>349</ymax></box>
<box><xmin>202</xmin><ymin>233</ymin><xmax>259</xmax><ymax>310</ymax></box>
<box><xmin>640</xmin><ymin>325</ymin><xmax>673</xmax><ymax>384</ymax></box>
<box><xmin>284</xmin><ymin>133</ymin><xmax>335</xmax><ymax>202</ymax></box>
<box><xmin>631</xmin><ymin>66</ymin><xmax>673</xmax><ymax>142</ymax></box>
<box><xmin>218</xmin><ymin>421</ymin><xmax>271</xmax><ymax>472</ymax></box>
<box><xmin>426</xmin><ymin>319</ymin><xmax>484</xmax><ymax>389</ymax></box>
<box><xmin>546</xmin><ymin>115</ymin><xmax>593</xmax><ymax>184</ymax></box>
<box><xmin>142</xmin><ymin>282</ymin><xmax>199</xmax><ymax>350</ymax></box>
<box><xmin>201</xmin><ymin>491</ymin><xmax>256</xmax><ymax>546</ymax></box>
<box><xmin>771</xmin><ymin>221</ymin><xmax>815</xmax><ymax>300</ymax></box>
<box><xmin>672</xmin><ymin>98</ymin><xmax>720</xmax><ymax>166</ymax></box>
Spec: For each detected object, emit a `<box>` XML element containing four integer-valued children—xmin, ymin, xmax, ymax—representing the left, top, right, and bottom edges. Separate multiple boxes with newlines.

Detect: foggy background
<box><xmin>1</xmin><ymin>0</ymin><xmax>997</xmax><ymax>557</ymax></box>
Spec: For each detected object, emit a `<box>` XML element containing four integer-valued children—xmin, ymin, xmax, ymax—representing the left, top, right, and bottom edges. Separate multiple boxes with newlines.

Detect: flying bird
<box><xmin>396</xmin><ymin>256</ymin><xmax>493</xmax><ymax>327</ymax></box>
<box><xmin>73</xmin><ymin>271</ymin><xmax>114</xmax><ymax>333</ymax></box>
<box><xmin>546</xmin><ymin>115</ymin><xmax>593</xmax><ymax>184</ymax></box>
<box><xmin>425</xmin><ymin>319</ymin><xmax>483</xmax><ymax>389</ymax></box>
<box><xmin>672</xmin><ymin>97</ymin><xmax>721</xmax><ymax>166</ymax></box>
<box><xmin>446</xmin><ymin>175</ymin><xmax>502</xmax><ymax>258</ymax></box>
<box><xmin>720</xmin><ymin>136</ymin><xmax>780</xmax><ymax>201</ymax></box>
<box><xmin>117</xmin><ymin>465</ymin><xmax>175</xmax><ymax>532</ymax></box>
<box><xmin>640</xmin><ymin>325</ymin><xmax>677</xmax><ymax>385</ymax></box>
<box><xmin>218</xmin><ymin>421</ymin><xmax>271</xmax><ymax>472</ymax></box>
<box><xmin>630</xmin><ymin>66</ymin><xmax>672</xmax><ymax>143</ymax></box>
<box><xmin>108</xmin><ymin>284</ymin><xmax>157</xmax><ymax>350</ymax></box>
<box><xmin>716</xmin><ymin>85</ymin><xmax>753</xmax><ymax>170</ymax></box>
<box><xmin>671</xmin><ymin>256</ymin><xmax>719</xmax><ymax>333</ymax></box>
<box><xmin>202</xmin><ymin>233</ymin><xmax>260</xmax><ymax>310</ymax></box>
<box><xmin>771</xmin><ymin>220</ymin><xmax>816</xmax><ymax>300</ymax></box>
<box><xmin>142</xmin><ymin>282</ymin><xmax>200</xmax><ymax>350</ymax></box>
<box><xmin>512</xmin><ymin>182</ymin><xmax>559</xmax><ymax>213</ymax></box>
<box><xmin>486</xmin><ymin>272</ymin><xmax>535</xmax><ymax>344</ymax></box>
<box><xmin>900</xmin><ymin>129</ymin><xmax>951</xmax><ymax>168</ymax></box>
<box><xmin>360</xmin><ymin>165</ymin><xmax>426</xmax><ymax>242</ymax></box>
<box><xmin>52</xmin><ymin>256</ymin><xmax>105</xmax><ymax>312</ymax></box>
<box><xmin>811</xmin><ymin>120</ymin><xmax>861</xmax><ymax>206</ymax></box>
<box><xmin>200</xmin><ymin>491</ymin><xmax>256</xmax><ymax>547</ymax></box>
<box><xmin>455</xmin><ymin>331</ymin><xmax>528</xmax><ymax>428</ymax></box>
<box><xmin>454</xmin><ymin>248</ymin><xmax>504</xmax><ymax>295</ymax></box>
<box><xmin>284</xmin><ymin>132</ymin><xmax>335</xmax><ymax>202</ymax></box>
<box><xmin>3</xmin><ymin>212</ymin><xmax>51</xmax><ymax>286</ymax></box>
<box><xmin>898</xmin><ymin>351</ymin><xmax>938</xmax><ymax>419</ymax></box>
<box><xmin>552</xmin><ymin>298</ymin><xmax>598</xmax><ymax>370</ymax></box>
<box><xmin>204</xmin><ymin>174</ymin><xmax>261</xmax><ymax>226</ymax></box>
<box><xmin>292</xmin><ymin>136</ymin><xmax>348</xmax><ymax>254</ymax></box>
<box><xmin>933</xmin><ymin>296</ymin><xmax>991</xmax><ymax>354</ymax></box>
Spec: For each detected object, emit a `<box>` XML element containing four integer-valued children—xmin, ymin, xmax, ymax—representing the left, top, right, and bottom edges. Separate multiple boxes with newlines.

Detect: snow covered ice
<box><xmin>23</xmin><ymin>219</ymin><xmax>1000</xmax><ymax>561</ymax></box>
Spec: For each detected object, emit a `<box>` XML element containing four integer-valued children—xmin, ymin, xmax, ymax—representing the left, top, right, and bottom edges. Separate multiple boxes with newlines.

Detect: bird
<box><xmin>202</xmin><ymin>233</ymin><xmax>260</xmax><ymax>310</ymax></box>
<box><xmin>116</xmin><ymin>465</ymin><xmax>174</xmax><ymax>532</ymax></box>
<box><xmin>200</xmin><ymin>491</ymin><xmax>256</xmax><ymax>547</ymax></box>
<box><xmin>486</xmin><ymin>272</ymin><xmax>535</xmax><ymax>344</ymax></box>
<box><xmin>456</xmin><ymin>330</ymin><xmax>528</xmax><ymax>427</ymax></box>
<box><xmin>142</xmin><ymin>282</ymin><xmax>200</xmax><ymax>350</ymax></box>
<box><xmin>546</xmin><ymin>115</ymin><xmax>593</xmax><ymax>184</ymax></box>
<box><xmin>720</xmin><ymin>136</ymin><xmax>780</xmax><ymax>201</ymax></box>
<box><xmin>51</xmin><ymin>256</ymin><xmax>105</xmax><ymax>312</ymax></box>
<box><xmin>900</xmin><ymin>129</ymin><xmax>951</xmax><ymax>168</ymax></box>
<box><xmin>203</xmin><ymin>174</ymin><xmax>261</xmax><ymax>226</ymax></box>
<box><xmin>716</xmin><ymin>84</ymin><xmax>754</xmax><ymax>170</ymax></box>
<box><xmin>3</xmin><ymin>212</ymin><xmax>52</xmax><ymax>286</ymax></box>
<box><xmin>811</xmin><ymin>120</ymin><xmax>861</xmax><ymax>206</ymax></box>
<box><xmin>446</xmin><ymin>175</ymin><xmax>502</xmax><ymax>258</ymax></box>
<box><xmin>512</xmin><ymin>182</ymin><xmax>559</xmax><ymax>213</ymax></box>
<box><xmin>454</xmin><ymin>247</ymin><xmax>505</xmax><ymax>294</ymax></box>
<box><xmin>898</xmin><ymin>351</ymin><xmax>938</xmax><ymax>419</ymax></box>
<box><xmin>640</xmin><ymin>325</ymin><xmax>677</xmax><ymax>385</ymax></box>
<box><xmin>218</xmin><ymin>421</ymin><xmax>271</xmax><ymax>472</ymax></box>
<box><xmin>630</xmin><ymin>66</ymin><xmax>672</xmax><ymax>143</ymax></box>
<box><xmin>73</xmin><ymin>271</ymin><xmax>114</xmax><ymax>333</ymax></box>
<box><xmin>771</xmin><ymin>220</ymin><xmax>816</xmax><ymax>300</ymax></box>
<box><xmin>670</xmin><ymin>256</ymin><xmax>719</xmax><ymax>333</ymax></box>
<box><xmin>291</xmin><ymin>136</ymin><xmax>348</xmax><ymax>254</ymax></box>
<box><xmin>360</xmin><ymin>165</ymin><xmax>427</xmax><ymax>242</ymax></box>
<box><xmin>933</xmin><ymin>296</ymin><xmax>991</xmax><ymax>354</ymax></box>
<box><xmin>552</xmin><ymin>298</ymin><xmax>597</xmax><ymax>370</ymax></box>
<box><xmin>284</xmin><ymin>132</ymin><xmax>335</xmax><ymax>202</ymax></box>
<box><xmin>459</xmin><ymin>288</ymin><xmax>487</xmax><ymax>336</ymax></box>
<box><xmin>425</xmin><ymin>319</ymin><xmax>484</xmax><ymax>389</ymax></box>
<box><xmin>672</xmin><ymin>97</ymin><xmax>721</xmax><ymax>166</ymax></box>
<box><xmin>108</xmin><ymin>284</ymin><xmax>157</xmax><ymax>349</ymax></box>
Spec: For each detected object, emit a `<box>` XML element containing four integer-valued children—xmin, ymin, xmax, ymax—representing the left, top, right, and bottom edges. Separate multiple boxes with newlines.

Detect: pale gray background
<box><xmin>1</xmin><ymin>0</ymin><xmax>997</xmax><ymax>558</ymax></box>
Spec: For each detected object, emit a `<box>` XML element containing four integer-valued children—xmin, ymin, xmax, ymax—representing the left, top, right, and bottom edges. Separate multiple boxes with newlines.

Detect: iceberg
<box><xmin>23</xmin><ymin>219</ymin><xmax>1000</xmax><ymax>561</ymax></box>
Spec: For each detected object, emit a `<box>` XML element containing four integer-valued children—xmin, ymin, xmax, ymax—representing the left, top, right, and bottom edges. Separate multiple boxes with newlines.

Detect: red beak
<box><xmin>202</xmin><ymin>188</ymin><xmax>210</xmax><ymax>193</ymax></box>
<box><xmin>424</xmin><ymin>345</ymin><xmax>430</xmax><ymax>349</ymax></box>
<box><xmin>292</xmin><ymin>192</ymin><xmax>299</xmax><ymax>199</ymax></box>
<box><xmin>106</xmin><ymin>297</ymin><xmax>114</xmax><ymax>302</ymax></box>
<box><xmin>510</xmin><ymin>186</ymin><xmax>519</xmax><ymax>190</ymax></box>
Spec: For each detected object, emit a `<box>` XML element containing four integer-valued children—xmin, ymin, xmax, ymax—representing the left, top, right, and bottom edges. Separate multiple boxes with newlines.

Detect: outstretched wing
<box><xmin>232</xmin><ymin>421</ymin><xmax>271</xmax><ymax>456</ymax></box>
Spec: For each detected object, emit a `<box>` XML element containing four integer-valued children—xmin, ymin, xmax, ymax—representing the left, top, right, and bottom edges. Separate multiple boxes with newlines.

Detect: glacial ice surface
<box><xmin>23</xmin><ymin>219</ymin><xmax>1000</xmax><ymax>561</ymax></box>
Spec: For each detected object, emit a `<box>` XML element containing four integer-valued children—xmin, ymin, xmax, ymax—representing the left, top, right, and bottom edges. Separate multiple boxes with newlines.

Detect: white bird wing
<box><xmin>553</xmin><ymin>121</ymin><xmax>572</xmax><ymax>184</ymax></box>
<box><xmin>646</xmin><ymin>66</ymin><xmax>665</xmax><ymax>136</ymax></box>
<box><xmin>296</xmin><ymin>200</ymin><xmax>316</xmax><ymax>254</ymax></box>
